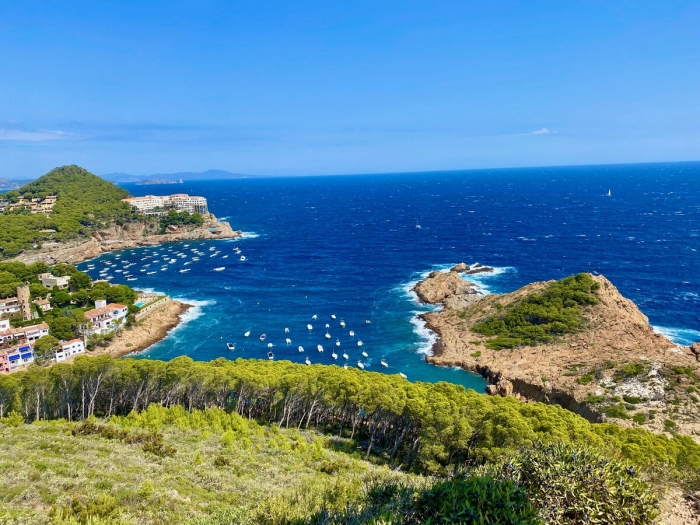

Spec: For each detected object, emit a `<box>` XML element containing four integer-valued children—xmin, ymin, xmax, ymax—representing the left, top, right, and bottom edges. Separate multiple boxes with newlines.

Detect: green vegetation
<box><xmin>472</xmin><ymin>273</ymin><xmax>600</xmax><ymax>350</ymax></box>
<box><xmin>0</xmin><ymin>165</ymin><xmax>141</xmax><ymax>259</ymax></box>
<box><xmin>160</xmin><ymin>209</ymin><xmax>204</xmax><ymax>233</ymax></box>
<box><xmin>615</xmin><ymin>363</ymin><xmax>647</xmax><ymax>380</ymax></box>
<box><xmin>0</xmin><ymin>261</ymin><xmax>139</xmax><ymax>343</ymax></box>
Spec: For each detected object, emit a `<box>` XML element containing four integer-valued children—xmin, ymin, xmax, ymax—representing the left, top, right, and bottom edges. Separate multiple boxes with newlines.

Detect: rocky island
<box><xmin>416</xmin><ymin>266</ymin><xmax>700</xmax><ymax>440</ymax></box>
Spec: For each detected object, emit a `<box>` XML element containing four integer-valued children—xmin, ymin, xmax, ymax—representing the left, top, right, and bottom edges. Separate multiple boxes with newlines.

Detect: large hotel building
<box><xmin>121</xmin><ymin>194</ymin><xmax>209</xmax><ymax>215</ymax></box>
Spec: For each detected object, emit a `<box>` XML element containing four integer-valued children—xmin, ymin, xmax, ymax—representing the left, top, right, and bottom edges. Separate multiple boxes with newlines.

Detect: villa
<box><xmin>55</xmin><ymin>339</ymin><xmax>85</xmax><ymax>362</ymax></box>
<box><xmin>0</xmin><ymin>297</ymin><xmax>20</xmax><ymax>317</ymax></box>
<box><xmin>122</xmin><ymin>193</ymin><xmax>208</xmax><ymax>215</ymax></box>
<box><xmin>0</xmin><ymin>195</ymin><xmax>56</xmax><ymax>215</ymax></box>
<box><xmin>0</xmin><ymin>321</ymin><xmax>50</xmax><ymax>346</ymax></box>
<box><xmin>0</xmin><ymin>344</ymin><xmax>34</xmax><ymax>374</ymax></box>
<box><xmin>84</xmin><ymin>300</ymin><xmax>128</xmax><ymax>335</ymax></box>
<box><xmin>38</xmin><ymin>272</ymin><xmax>71</xmax><ymax>290</ymax></box>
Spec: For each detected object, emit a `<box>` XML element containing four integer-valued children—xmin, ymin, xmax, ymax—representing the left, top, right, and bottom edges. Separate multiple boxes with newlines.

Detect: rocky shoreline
<box><xmin>414</xmin><ymin>265</ymin><xmax>700</xmax><ymax>440</ymax></box>
<box><xmin>9</xmin><ymin>213</ymin><xmax>242</xmax><ymax>266</ymax></box>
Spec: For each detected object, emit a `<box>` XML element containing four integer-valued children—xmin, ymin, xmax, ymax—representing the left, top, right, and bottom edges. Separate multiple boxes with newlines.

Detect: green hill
<box><xmin>0</xmin><ymin>165</ymin><xmax>139</xmax><ymax>259</ymax></box>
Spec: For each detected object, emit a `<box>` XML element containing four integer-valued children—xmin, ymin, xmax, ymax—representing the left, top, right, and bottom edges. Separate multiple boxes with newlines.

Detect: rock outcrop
<box><xmin>413</xmin><ymin>270</ymin><xmax>481</xmax><ymax>307</ymax></box>
<box><xmin>418</xmin><ymin>270</ymin><xmax>700</xmax><ymax>439</ymax></box>
<box><xmin>10</xmin><ymin>214</ymin><xmax>241</xmax><ymax>265</ymax></box>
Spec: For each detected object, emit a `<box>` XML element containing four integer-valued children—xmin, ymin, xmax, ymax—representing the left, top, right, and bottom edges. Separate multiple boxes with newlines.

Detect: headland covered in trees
<box><xmin>0</xmin><ymin>165</ymin><xmax>241</xmax><ymax>265</ymax></box>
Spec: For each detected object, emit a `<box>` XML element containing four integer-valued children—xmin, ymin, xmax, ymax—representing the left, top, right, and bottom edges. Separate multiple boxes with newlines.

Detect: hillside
<box><xmin>417</xmin><ymin>270</ymin><xmax>700</xmax><ymax>438</ymax></box>
<box><xmin>0</xmin><ymin>357</ymin><xmax>698</xmax><ymax>524</ymax></box>
<box><xmin>0</xmin><ymin>166</ymin><xmax>138</xmax><ymax>259</ymax></box>
<box><xmin>1</xmin><ymin>165</ymin><xmax>241</xmax><ymax>264</ymax></box>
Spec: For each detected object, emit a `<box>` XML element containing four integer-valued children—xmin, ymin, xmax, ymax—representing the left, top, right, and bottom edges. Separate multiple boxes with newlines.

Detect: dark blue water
<box><xmin>79</xmin><ymin>162</ymin><xmax>700</xmax><ymax>391</ymax></box>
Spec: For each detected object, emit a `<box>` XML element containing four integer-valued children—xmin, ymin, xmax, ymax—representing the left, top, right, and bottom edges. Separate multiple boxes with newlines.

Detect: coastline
<box><xmin>8</xmin><ymin>214</ymin><xmax>242</xmax><ymax>266</ymax></box>
<box><xmin>90</xmin><ymin>299</ymin><xmax>191</xmax><ymax>359</ymax></box>
<box><xmin>414</xmin><ymin>267</ymin><xmax>700</xmax><ymax>440</ymax></box>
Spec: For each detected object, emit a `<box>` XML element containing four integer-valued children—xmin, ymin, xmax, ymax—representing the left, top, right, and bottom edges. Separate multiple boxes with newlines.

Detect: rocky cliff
<box><xmin>11</xmin><ymin>214</ymin><xmax>241</xmax><ymax>265</ymax></box>
<box><xmin>418</xmin><ymin>270</ymin><xmax>700</xmax><ymax>440</ymax></box>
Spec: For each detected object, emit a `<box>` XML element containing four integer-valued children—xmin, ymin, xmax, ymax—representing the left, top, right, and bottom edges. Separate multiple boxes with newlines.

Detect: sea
<box><xmin>77</xmin><ymin>162</ymin><xmax>700</xmax><ymax>392</ymax></box>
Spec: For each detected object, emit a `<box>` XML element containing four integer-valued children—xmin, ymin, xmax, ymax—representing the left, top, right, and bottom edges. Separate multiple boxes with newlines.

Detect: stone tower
<box><xmin>16</xmin><ymin>284</ymin><xmax>33</xmax><ymax>321</ymax></box>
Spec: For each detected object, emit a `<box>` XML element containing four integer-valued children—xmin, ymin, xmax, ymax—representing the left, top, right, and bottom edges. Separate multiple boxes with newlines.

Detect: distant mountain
<box><xmin>101</xmin><ymin>169</ymin><xmax>255</xmax><ymax>183</ymax></box>
<box><xmin>0</xmin><ymin>178</ymin><xmax>21</xmax><ymax>190</ymax></box>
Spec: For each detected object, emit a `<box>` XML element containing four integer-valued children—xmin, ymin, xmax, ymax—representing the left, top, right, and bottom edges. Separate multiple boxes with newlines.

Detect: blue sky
<box><xmin>1</xmin><ymin>1</ymin><xmax>698</xmax><ymax>177</ymax></box>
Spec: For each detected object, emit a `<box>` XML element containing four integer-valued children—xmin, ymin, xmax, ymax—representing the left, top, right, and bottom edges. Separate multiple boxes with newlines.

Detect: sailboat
<box><xmin>607</xmin><ymin>189</ymin><xmax>611</xmax><ymax>197</ymax></box>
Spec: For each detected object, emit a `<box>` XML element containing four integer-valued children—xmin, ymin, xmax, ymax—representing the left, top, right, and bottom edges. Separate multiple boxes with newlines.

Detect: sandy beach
<box><xmin>91</xmin><ymin>299</ymin><xmax>191</xmax><ymax>358</ymax></box>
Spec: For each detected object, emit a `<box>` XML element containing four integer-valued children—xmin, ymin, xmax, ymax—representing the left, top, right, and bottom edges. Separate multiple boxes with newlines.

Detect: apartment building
<box><xmin>84</xmin><ymin>300</ymin><xmax>128</xmax><ymax>335</ymax></box>
<box><xmin>0</xmin><ymin>322</ymin><xmax>50</xmax><ymax>345</ymax></box>
<box><xmin>0</xmin><ymin>344</ymin><xmax>35</xmax><ymax>374</ymax></box>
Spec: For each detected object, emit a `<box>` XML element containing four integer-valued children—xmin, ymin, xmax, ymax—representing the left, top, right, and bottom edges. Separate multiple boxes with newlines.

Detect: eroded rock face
<box><xmin>450</xmin><ymin>262</ymin><xmax>470</xmax><ymax>273</ymax></box>
<box><xmin>413</xmin><ymin>270</ymin><xmax>479</xmax><ymax>305</ymax></box>
<box><xmin>10</xmin><ymin>214</ymin><xmax>241</xmax><ymax>265</ymax></box>
<box><xmin>691</xmin><ymin>343</ymin><xmax>700</xmax><ymax>361</ymax></box>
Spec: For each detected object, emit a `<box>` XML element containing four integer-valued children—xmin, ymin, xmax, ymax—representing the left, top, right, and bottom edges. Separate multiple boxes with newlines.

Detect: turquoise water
<box><xmin>78</xmin><ymin>163</ymin><xmax>700</xmax><ymax>392</ymax></box>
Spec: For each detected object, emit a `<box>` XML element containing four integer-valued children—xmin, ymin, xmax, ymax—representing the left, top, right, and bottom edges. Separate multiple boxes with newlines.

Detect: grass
<box><xmin>0</xmin><ymin>417</ymin><xmax>414</xmax><ymax>524</ymax></box>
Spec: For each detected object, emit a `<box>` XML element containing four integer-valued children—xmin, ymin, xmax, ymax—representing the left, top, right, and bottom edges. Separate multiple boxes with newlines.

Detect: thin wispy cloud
<box><xmin>0</xmin><ymin>129</ymin><xmax>84</xmax><ymax>141</ymax></box>
<box><xmin>531</xmin><ymin>128</ymin><xmax>552</xmax><ymax>135</ymax></box>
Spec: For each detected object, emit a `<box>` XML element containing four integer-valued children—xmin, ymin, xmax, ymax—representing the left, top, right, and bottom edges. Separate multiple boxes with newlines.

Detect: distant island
<box><xmin>101</xmin><ymin>169</ymin><xmax>255</xmax><ymax>183</ymax></box>
<box><xmin>136</xmin><ymin>179</ymin><xmax>183</xmax><ymax>185</ymax></box>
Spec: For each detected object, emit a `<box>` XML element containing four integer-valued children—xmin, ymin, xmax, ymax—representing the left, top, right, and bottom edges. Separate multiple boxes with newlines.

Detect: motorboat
<box><xmin>267</xmin><ymin>352</ymin><xmax>274</xmax><ymax>360</ymax></box>
<box><xmin>357</xmin><ymin>341</ymin><xmax>363</xmax><ymax>347</ymax></box>
<box><xmin>362</xmin><ymin>351</ymin><xmax>368</xmax><ymax>358</ymax></box>
<box><xmin>357</xmin><ymin>361</ymin><xmax>365</xmax><ymax>370</ymax></box>
<box><xmin>260</xmin><ymin>334</ymin><xmax>266</xmax><ymax>342</ymax></box>
<box><xmin>214</xmin><ymin>267</ymin><xmax>225</xmax><ymax>271</ymax></box>
<box><xmin>331</xmin><ymin>352</ymin><xmax>338</xmax><ymax>360</ymax></box>
<box><xmin>317</xmin><ymin>345</ymin><xmax>324</xmax><ymax>353</ymax></box>
<box><xmin>298</xmin><ymin>346</ymin><xmax>304</xmax><ymax>353</ymax></box>
<box><xmin>380</xmin><ymin>359</ymin><xmax>388</xmax><ymax>368</ymax></box>
<box><xmin>244</xmin><ymin>331</ymin><xmax>251</xmax><ymax>337</ymax></box>
<box><xmin>226</xmin><ymin>343</ymin><xmax>235</xmax><ymax>350</ymax></box>
<box><xmin>305</xmin><ymin>357</ymin><xmax>311</xmax><ymax>365</ymax></box>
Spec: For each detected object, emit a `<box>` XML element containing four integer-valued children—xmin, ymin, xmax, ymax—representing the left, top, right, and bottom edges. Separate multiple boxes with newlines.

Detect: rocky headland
<box><xmin>10</xmin><ymin>213</ymin><xmax>241</xmax><ymax>266</ymax></box>
<box><xmin>415</xmin><ymin>267</ymin><xmax>700</xmax><ymax>440</ymax></box>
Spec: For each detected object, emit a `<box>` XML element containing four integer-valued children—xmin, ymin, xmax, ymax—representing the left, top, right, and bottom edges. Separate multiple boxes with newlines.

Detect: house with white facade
<box><xmin>84</xmin><ymin>300</ymin><xmax>128</xmax><ymax>335</ymax></box>
<box><xmin>38</xmin><ymin>272</ymin><xmax>71</xmax><ymax>290</ymax></box>
<box><xmin>0</xmin><ymin>297</ymin><xmax>20</xmax><ymax>317</ymax></box>
<box><xmin>122</xmin><ymin>193</ymin><xmax>208</xmax><ymax>215</ymax></box>
<box><xmin>0</xmin><ymin>322</ymin><xmax>50</xmax><ymax>345</ymax></box>
<box><xmin>55</xmin><ymin>339</ymin><xmax>85</xmax><ymax>361</ymax></box>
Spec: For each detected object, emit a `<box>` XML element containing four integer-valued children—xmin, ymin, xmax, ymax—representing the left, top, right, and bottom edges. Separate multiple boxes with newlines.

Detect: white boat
<box><xmin>380</xmin><ymin>359</ymin><xmax>388</xmax><ymax>368</ymax></box>
<box><xmin>239</xmin><ymin>256</ymin><xmax>246</xmax><ymax>261</ymax></box>
<box><xmin>343</xmin><ymin>364</ymin><xmax>348</xmax><ymax>369</ymax></box>
<box><xmin>179</xmin><ymin>269</ymin><xmax>190</xmax><ymax>273</ymax></box>
<box><xmin>331</xmin><ymin>314</ymin><xmax>336</xmax><ymax>319</ymax></box>
<box><xmin>365</xmin><ymin>319</ymin><xmax>371</xmax><ymax>324</ymax></box>
<box><xmin>284</xmin><ymin>327</ymin><xmax>289</xmax><ymax>333</ymax></box>
<box><xmin>267</xmin><ymin>343</ymin><xmax>273</xmax><ymax>348</ymax></box>
<box><xmin>227</xmin><ymin>343</ymin><xmax>235</xmax><ymax>350</ymax></box>
<box><xmin>214</xmin><ymin>267</ymin><xmax>225</xmax><ymax>271</ymax></box>
<box><xmin>325</xmin><ymin>323</ymin><xmax>330</xmax><ymax>329</ymax></box>
<box><xmin>415</xmin><ymin>224</ymin><xmax>421</xmax><ymax>229</ymax></box>
<box><xmin>357</xmin><ymin>340</ymin><xmax>363</xmax><ymax>347</ymax></box>
<box><xmin>209</xmin><ymin>247</ymin><xmax>215</xmax><ymax>251</ymax></box>
<box><xmin>184</xmin><ymin>262</ymin><xmax>191</xmax><ymax>265</ymax></box>
<box><xmin>285</xmin><ymin>338</ymin><xmax>291</xmax><ymax>345</ymax></box>
<box><xmin>222</xmin><ymin>255</ymin><xmax>228</xmax><ymax>259</ymax></box>
<box><xmin>147</xmin><ymin>271</ymin><xmax>156</xmax><ymax>275</ymax></box>
<box><xmin>317</xmin><ymin>345</ymin><xmax>324</xmax><ymax>353</ymax></box>
<box><xmin>267</xmin><ymin>352</ymin><xmax>274</xmax><ymax>360</ymax></box>
<box><xmin>114</xmin><ymin>269</ymin><xmax>123</xmax><ymax>273</ymax></box>
<box><xmin>340</xmin><ymin>321</ymin><xmax>346</xmax><ymax>328</ymax></box>
<box><xmin>244</xmin><ymin>331</ymin><xmax>251</xmax><ymax>337</ymax></box>
<box><xmin>335</xmin><ymin>340</ymin><xmax>340</xmax><ymax>347</ymax></box>
<box><xmin>140</xmin><ymin>269</ymin><xmax>146</xmax><ymax>272</ymax></box>
<box><xmin>311</xmin><ymin>314</ymin><xmax>317</xmax><ymax>320</ymax></box>
<box><xmin>342</xmin><ymin>353</ymin><xmax>348</xmax><ymax>359</ymax></box>
<box><xmin>357</xmin><ymin>361</ymin><xmax>365</xmax><ymax>370</ymax></box>
<box><xmin>607</xmin><ymin>189</ymin><xmax>611</xmax><ymax>197</ymax></box>
<box><xmin>349</xmin><ymin>330</ymin><xmax>355</xmax><ymax>337</ymax></box>
<box><xmin>399</xmin><ymin>372</ymin><xmax>407</xmax><ymax>379</ymax></box>
<box><xmin>362</xmin><ymin>351</ymin><xmax>368</xmax><ymax>358</ymax></box>
<box><xmin>298</xmin><ymin>346</ymin><xmax>304</xmax><ymax>353</ymax></box>
<box><xmin>331</xmin><ymin>352</ymin><xmax>338</xmax><ymax>360</ymax></box>
<box><xmin>305</xmin><ymin>357</ymin><xmax>311</xmax><ymax>365</ymax></box>
<box><xmin>307</xmin><ymin>324</ymin><xmax>313</xmax><ymax>330</ymax></box>
<box><xmin>260</xmin><ymin>334</ymin><xmax>266</xmax><ymax>342</ymax></box>
<box><xmin>127</xmin><ymin>277</ymin><xmax>137</xmax><ymax>281</ymax></box>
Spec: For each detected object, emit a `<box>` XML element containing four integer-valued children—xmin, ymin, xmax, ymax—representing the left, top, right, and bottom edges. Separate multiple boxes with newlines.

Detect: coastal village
<box><xmin>0</xmin><ymin>191</ymin><xmax>221</xmax><ymax>375</ymax></box>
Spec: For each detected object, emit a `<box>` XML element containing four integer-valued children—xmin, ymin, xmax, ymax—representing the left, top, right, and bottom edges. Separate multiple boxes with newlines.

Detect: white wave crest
<box><xmin>652</xmin><ymin>325</ymin><xmax>700</xmax><ymax>346</ymax></box>
<box><xmin>409</xmin><ymin>313</ymin><xmax>438</xmax><ymax>355</ymax></box>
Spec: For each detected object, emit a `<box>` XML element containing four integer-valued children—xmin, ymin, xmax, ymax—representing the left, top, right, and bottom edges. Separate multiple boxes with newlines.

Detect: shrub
<box><xmin>585</xmin><ymin>395</ymin><xmax>605</xmax><ymax>405</ymax></box>
<box><xmin>615</xmin><ymin>363</ymin><xmax>646</xmax><ymax>380</ymax></box>
<box><xmin>623</xmin><ymin>395</ymin><xmax>642</xmax><ymax>404</ymax></box>
<box><xmin>602</xmin><ymin>404</ymin><xmax>629</xmax><ymax>420</ymax></box>
<box><xmin>414</xmin><ymin>474</ymin><xmax>541</xmax><ymax>525</ymax></box>
<box><xmin>576</xmin><ymin>373</ymin><xmax>594</xmax><ymax>385</ymax></box>
<box><xmin>664</xmin><ymin>419</ymin><xmax>677</xmax><ymax>430</ymax></box>
<box><xmin>497</xmin><ymin>442</ymin><xmax>659</xmax><ymax>525</ymax></box>
<box><xmin>472</xmin><ymin>273</ymin><xmax>599</xmax><ymax>349</ymax></box>
<box><xmin>632</xmin><ymin>413</ymin><xmax>646</xmax><ymax>425</ymax></box>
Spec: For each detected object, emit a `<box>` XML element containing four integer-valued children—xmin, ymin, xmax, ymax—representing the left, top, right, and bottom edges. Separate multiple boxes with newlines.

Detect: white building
<box><xmin>38</xmin><ymin>272</ymin><xmax>71</xmax><ymax>290</ymax></box>
<box><xmin>0</xmin><ymin>297</ymin><xmax>20</xmax><ymax>317</ymax></box>
<box><xmin>122</xmin><ymin>193</ymin><xmax>208</xmax><ymax>215</ymax></box>
<box><xmin>84</xmin><ymin>300</ymin><xmax>128</xmax><ymax>335</ymax></box>
<box><xmin>55</xmin><ymin>339</ymin><xmax>85</xmax><ymax>361</ymax></box>
<box><xmin>0</xmin><ymin>322</ymin><xmax>50</xmax><ymax>345</ymax></box>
